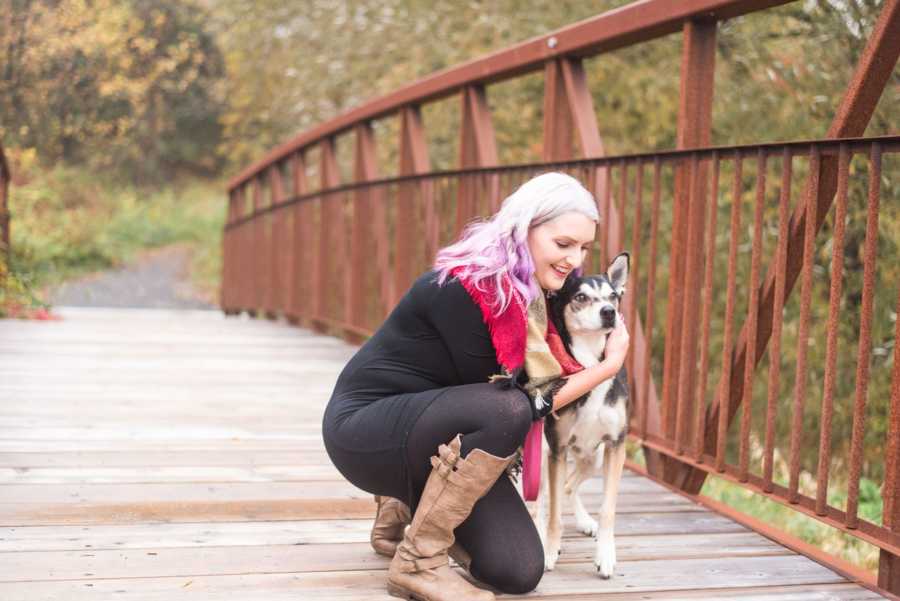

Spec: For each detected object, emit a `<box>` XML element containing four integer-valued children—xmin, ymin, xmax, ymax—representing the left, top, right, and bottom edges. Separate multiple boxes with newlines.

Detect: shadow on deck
<box><xmin>0</xmin><ymin>308</ymin><xmax>884</xmax><ymax>599</ymax></box>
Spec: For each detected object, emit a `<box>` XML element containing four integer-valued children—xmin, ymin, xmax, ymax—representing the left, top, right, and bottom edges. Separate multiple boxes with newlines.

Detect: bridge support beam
<box><xmin>457</xmin><ymin>85</ymin><xmax>498</xmax><ymax>234</ymax></box>
<box><xmin>287</xmin><ymin>151</ymin><xmax>310</xmax><ymax>326</ymax></box>
<box><xmin>654</xmin><ymin>18</ymin><xmax>717</xmax><ymax>490</ymax></box>
<box><xmin>221</xmin><ymin>187</ymin><xmax>239</xmax><ymax>313</ymax></box>
<box><xmin>248</xmin><ymin>177</ymin><xmax>264</xmax><ymax>317</ymax></box>
<box><xmin>347</xmin><ymin>123</ymin><xmax>380</xmax><ymax>338</ymax></box>
<box><xmin>265</xmin><ymin>163</ymin><xmax>286</xmax><ymax>320</ymax></box>
<box><xmin>542</xmin><ymin>56</ymin><xmax>666</xmax><ymax>477</ymax></box>
<box><xmin>393</xmin><ymin>106</ymin><xmax>431</xmax><ymax>308</ymax></box>
<box><xmin>312</xmin><ymin>137</ymin><xmax>341</xmax><ymax>332</ymax></box>
<box><xmin>542</xmin><ymin>57</ymin><xmax>607</xmax><ymax>262</ymax></box>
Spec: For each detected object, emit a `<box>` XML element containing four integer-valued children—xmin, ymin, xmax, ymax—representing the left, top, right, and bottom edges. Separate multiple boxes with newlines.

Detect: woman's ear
<box><xmin>607</xmin><ymin>252</ymin><xmax>629</xmax><ymax>296</ymax></box>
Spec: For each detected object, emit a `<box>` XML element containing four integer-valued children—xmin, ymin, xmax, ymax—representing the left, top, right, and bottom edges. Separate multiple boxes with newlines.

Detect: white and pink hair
<box><xmin>433</xmin><ymin>172</ymin><xmax>600</xmax><ymax>316</ymax></box>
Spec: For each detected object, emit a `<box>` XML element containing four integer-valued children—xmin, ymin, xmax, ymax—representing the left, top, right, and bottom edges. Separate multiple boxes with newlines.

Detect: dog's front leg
<box><xmin>544</xmin><ymin>447</ymin><xmax>567</xmax><ymax>570</ymax></box>
<box><xmin>568</xmin><ymin>451</ymin><xmax>600</xmax><ymax>537</ymax></box>
<box><xmin>594</xmin><ymin>441</ymin><xmax>625</xmax><ymax>578</ymax></box>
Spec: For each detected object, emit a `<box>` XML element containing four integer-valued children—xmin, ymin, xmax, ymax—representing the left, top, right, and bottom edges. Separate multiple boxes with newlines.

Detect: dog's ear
<box><xmin>607</xmin><ymin>252</ymin><xmax>629</xmax><ymax>297</ymax></box>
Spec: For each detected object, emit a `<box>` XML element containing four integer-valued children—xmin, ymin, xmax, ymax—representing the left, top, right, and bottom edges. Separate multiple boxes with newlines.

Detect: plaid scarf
<box><xmin>449</xmin><ymin>267</ymin><xmax>583</xmax><ymax>500</ymax></box>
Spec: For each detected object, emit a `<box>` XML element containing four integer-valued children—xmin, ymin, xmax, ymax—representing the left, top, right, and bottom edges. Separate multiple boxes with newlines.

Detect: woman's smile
<box><xmin>551</xmin><ymin>263</ymin><xmax>571</xmax><ymax>279</ymax></box>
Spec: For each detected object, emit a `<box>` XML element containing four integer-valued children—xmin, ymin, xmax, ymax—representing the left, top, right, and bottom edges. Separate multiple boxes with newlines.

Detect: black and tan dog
<box><xmin>534</xmin><ymin>252</ymin><xmax>630</xmax><ymax>578</ymax></box>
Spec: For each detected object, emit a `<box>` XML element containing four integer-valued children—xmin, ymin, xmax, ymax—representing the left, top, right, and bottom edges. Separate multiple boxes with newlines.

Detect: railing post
<box><xmin>234</xmin><ymin>186</ymin><xmax>248</xmax><ymax>314</ymax></box>
<box><xmin>266</xmin><ymin>164</ymin><xmax>285</xmax><ymax>319</ymax></box>
<box><xmin>314</xmin><ymin>137</ymin><xmax>341</xmax><ymax>330</ymax></box>
<box><xmin>656</xmin><ymin>17</ymin><xmax>716</xmax><ymax>488</ymax></box>
<box><xmin>395</xmin><ymin>105</ymin><xmax>431</xmax><ymax>307</ymax></box>
<box><xmin>458</xmin><ymin>84</ymin><xmax>498</xmax><ymax>235</ymax></box>
<box><xmin>276</xmin><ymin>163</ymin><xmax>293</xmax><ymax>318</ymax></box>
<box><xmin>249</xmin><ymin>177</ymin><xmax>264</xmax><ymax>317</ymax></box>
<box><xmin>288</xmin><ymin>151</ymin><xmax>309</xmax><ymax>325</ymax></box>
<box><xmin>543</xmin><ymin>59</ymin><xmax>576</xmax><ymax>162</ymax></box>
<box><xmin>542</xmin><ymin>56</ymin><xmax>666</xmax><ymax>475</ymax></box>
<box><xmin>221</xmin><ymin>189</ymin><xmax>238</xmax><ymax>314</ymax></box>
<box><xmin>349</xmin><ymin>123</ymin><xmax>379</xmax><ymax>336</ymax></box>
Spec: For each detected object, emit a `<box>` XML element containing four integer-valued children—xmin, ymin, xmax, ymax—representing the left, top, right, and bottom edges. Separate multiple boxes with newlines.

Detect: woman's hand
<box><xmin>604</xmin><ymin>314</ymin><xmax>630</xmax><ymax>371</ymax></box>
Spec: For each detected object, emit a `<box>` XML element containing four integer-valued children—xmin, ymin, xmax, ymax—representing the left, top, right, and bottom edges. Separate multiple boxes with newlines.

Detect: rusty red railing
<box><xmin>222</xmin><ymin>0</ymin><xmax>900</xmax><ymax>594</ymax></box>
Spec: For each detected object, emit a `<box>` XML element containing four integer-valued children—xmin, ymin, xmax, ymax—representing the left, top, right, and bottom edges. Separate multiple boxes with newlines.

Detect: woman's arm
<box><xmin>551</xmin><ymin>315</ymin><xmax>630</xmax><ymax>411</ymax></box>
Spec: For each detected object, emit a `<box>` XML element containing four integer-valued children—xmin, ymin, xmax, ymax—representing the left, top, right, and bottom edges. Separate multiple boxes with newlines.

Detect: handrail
<box><xmin>224</xmin><ymin>134</ymin><xmax>900</xmax><ymax>231</ymax></box>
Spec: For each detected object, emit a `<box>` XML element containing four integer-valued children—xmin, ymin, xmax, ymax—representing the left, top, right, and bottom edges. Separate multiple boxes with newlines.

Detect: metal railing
<box><xmin>222</xmin><ymin>0</ymin><xmax>900</xmax><ymax>594</ymax></box>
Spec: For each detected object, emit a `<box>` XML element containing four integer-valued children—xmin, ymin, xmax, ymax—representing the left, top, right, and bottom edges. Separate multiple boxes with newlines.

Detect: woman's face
<box><xmin>527</xmin><ymin>211</ymin><xmax>596</xmax><ymax>291</ymax></box>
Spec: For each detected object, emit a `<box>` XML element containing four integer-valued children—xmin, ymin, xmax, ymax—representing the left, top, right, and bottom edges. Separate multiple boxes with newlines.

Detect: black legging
<box><xmin>326</xmin><ymin>383</ymin><xmax>545</xmax><ymax>594</ymax></box>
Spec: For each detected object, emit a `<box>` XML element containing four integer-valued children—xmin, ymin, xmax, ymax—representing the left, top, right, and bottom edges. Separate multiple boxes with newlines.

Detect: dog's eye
<box><xmin>574</xmin><ymin>293</ymin><xmax>588</xmax><ymax>303</ymax></box>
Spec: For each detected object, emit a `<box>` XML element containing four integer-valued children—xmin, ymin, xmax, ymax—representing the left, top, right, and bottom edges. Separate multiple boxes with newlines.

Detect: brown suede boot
<box><xmin>371</xmin><ymin>495</ymin><xmax>411</xmax><ymax>557</ymax></box>
<box><xmin>371</xmin><ymin>495</ymin><xmax>472</xmax><ymax>568</ymax></box>
<box><xmin>386</xmin><ymin>433</ymin><xmax>516</xmax><ymax>601</ymax></box>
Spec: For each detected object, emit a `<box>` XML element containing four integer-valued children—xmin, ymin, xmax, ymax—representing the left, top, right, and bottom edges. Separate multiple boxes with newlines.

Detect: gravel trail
<box><xmin>46</xmin><ymin>244</ymin><xmax>217</xmax><ymax>310</ymax></box>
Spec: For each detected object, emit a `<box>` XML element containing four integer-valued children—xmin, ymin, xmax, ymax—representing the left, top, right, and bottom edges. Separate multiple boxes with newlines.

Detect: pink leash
<box><xmin>520</xmin><ymin>319</ymin><xmax>582</xmax><ymax>502</ymax></box>
<box><xmin>521</xmin><ymin>418</ymin><xmax>543</xmax><ymax>501</ymax></box>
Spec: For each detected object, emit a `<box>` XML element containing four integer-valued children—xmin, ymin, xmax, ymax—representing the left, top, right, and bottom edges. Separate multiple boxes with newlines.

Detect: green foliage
<box><xmin>701</xmin><ymin>474</ymin><xmax>882</xmax><ymax>571</ymax></box>
<box><xmin>209</xmin><ymin>0</ymin><xmax>630</xmax><ymax>170</ymax></box>
<box><xmin>8</xmin><ymin>164</ymin><xmax>224</xmax><ymax>297</ymax></box>
<box><xmin>1</xmin><ymin>0</ymin><xmax>225</xmax><ymax>182</ymax></box>
<box><xmin>0</xmin><ymin>257</ymin><xmax>51</xmax><ymax>318</ymax></box>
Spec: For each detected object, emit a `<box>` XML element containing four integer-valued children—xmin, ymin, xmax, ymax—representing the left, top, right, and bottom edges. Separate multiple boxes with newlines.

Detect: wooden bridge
<box><xmin>3</xmin><ymin>0</ymin><xmax>899</xmax><ymax>598</ymax></box>
<box><xmin>0</xmin><ymin>306</ymin><xmax>888</xmax><ymax>599</ymax></box>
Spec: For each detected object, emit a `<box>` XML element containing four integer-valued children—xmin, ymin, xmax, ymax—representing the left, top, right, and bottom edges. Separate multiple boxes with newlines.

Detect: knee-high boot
<box><xmin>371</xmin><ymin>495</ymin><xmax>411</xmax><ymax>556</ymax></box>
<box><xmin>371</xmin><ymin>495</ymin><xmax>472</xmax><ymax>570</ymax></box>
<box><xmin>386</xmin><ymin>433</ymin><xmax>516</xmax><ymax>601</ymax></box>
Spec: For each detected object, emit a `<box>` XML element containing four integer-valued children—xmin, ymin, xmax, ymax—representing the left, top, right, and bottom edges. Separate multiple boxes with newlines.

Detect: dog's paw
<box><xmin>544</xmin><ymin>548</ymin><xmax>560</xmax><ymax>571</ymax></box>
<box><xmin>543</xmin><ymin>532</ymin><xmax>562</xmax><ymax>571</ymax></box>
<box><xmin>593</xmin><ymin>533</ymin><xmax>616</xmax><ymax>579</ymax></box>
<box><xmin>576</xmin><ymin>515</ymin><xmax>598</xmax><ymax>537</ymax></box>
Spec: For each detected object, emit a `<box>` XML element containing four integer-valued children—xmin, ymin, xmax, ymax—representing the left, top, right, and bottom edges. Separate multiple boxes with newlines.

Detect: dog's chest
<box><xmin>552</xmin><ymin>336</ymin><xmax>627</xmax><ymax>458</ymax></box>
<box><xmin>557</xmin><ymin>382</ymin><xmax>627</xmax><ymax>457</ymax></box>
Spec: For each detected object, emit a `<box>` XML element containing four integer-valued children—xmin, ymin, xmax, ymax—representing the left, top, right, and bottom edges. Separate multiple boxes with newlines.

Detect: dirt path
<box><xmin>46</xmin><ymin>243</ymin><xmax>217</xmax><ymax>310</ymax></box>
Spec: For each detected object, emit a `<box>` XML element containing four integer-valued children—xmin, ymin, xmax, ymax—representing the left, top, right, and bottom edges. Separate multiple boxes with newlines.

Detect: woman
<box><xmin>322</xmin><ymin>172</ymin><xmax>630</xmax><ymax>601</ymax></box>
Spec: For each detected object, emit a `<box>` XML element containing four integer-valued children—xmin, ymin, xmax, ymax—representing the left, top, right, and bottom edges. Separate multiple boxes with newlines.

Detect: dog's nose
<box><xmin>600</xmin><ymin>307</ymin><xmax>616</xmax><ymax>322</ymax></box>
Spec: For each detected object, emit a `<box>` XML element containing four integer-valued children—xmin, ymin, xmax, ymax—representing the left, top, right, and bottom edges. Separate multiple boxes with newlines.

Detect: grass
<box><xmin>2</xmin><ymin>165</ymin><xmax>225</xmax><ymax>316</ymax></box>
<box><xmin>699</xmin><ymin>473</ymin><xmax>882</xmax><ymax>572</ymax></box>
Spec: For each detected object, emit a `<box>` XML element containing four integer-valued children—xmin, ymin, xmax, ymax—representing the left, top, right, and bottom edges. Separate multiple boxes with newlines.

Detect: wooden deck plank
<box><xmin>0</xmin><ymin>475</ymin><xmax>671</xmax><ymax>503</ymax></box>
<box><xmin>0</xmin><ymin>558</ymin><xmax>867</xmax><ymax>600</ymax></box>
<box><xmin>0</xmin><ymin>495</ymin><xmax>704</xmax><ymax>526</ymax></box>
<box><xmin>0</xmin><ymin>512</ymin><xmax>745</xmax><ymax>552</ymax></box>
<box><xmin>0</xmin><ymin>537</ymin><xmax>792</xmax><ymax>582</ymax></box>
<box><xmin>0</xmin><ymin>307</ymin><xmax>882</xmax><ymax>600</ymax></box>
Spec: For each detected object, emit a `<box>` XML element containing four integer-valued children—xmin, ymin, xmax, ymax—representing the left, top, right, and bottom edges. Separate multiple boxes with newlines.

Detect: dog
<box><xmin>532</xmin><ymin>251</ymin><xmax>630</xmax><ymax>578</ymax></box>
